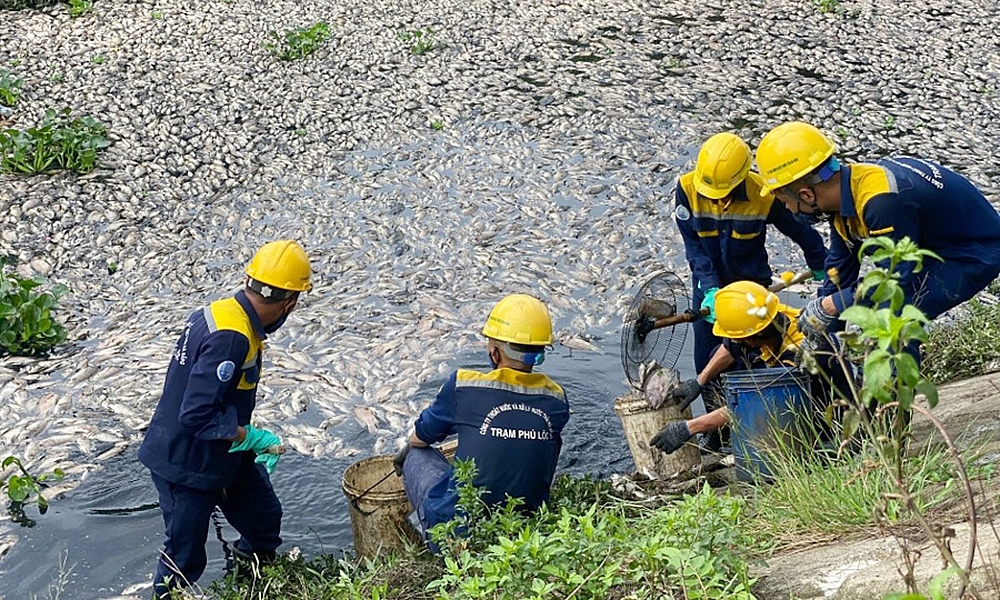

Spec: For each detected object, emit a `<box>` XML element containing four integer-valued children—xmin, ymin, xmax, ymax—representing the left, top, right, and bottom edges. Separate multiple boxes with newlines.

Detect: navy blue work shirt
<box><xmin>139</xmin><ymin>290</ymin><xmax>266</xmax><ymax>490</ymax></box>
<box><xmin>414</xmin><ymin>367</ymin><xmax>570</xmax><ymax>530</ymax></box>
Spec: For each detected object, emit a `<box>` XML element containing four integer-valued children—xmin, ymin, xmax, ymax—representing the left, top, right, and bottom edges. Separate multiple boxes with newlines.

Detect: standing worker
<box><xmin>394</xmin><ymin>294</ymin><xmax>570</xmax><ymax>549</ymax></box>
<box><xmin>674</xmin><ymin>132</ymin><xmax>828</xmax><ymax>450</ymax></box>
<box><xmin>650</xmin><ymin>281</ymin><xmax>852</xmax><ymax>455</ymax></box>
<box><xmin>138</xmin><ymin>240</ymin><xmax>312</xmax><ymax>598</ymax></box>
<box><xmin>754</xmin><ymin>121</ymin><xmax>1000</xmax><ymax>351</ymax></box>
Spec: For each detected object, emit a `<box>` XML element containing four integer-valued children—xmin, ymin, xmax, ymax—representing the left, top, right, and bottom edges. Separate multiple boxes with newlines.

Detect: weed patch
<box><xmin>0</xmin><ymin>107</ymin><xmax>109</xmax><ymax>174</ymax></box>
<box><xmin>0</xmin><ymin>70</ymin><xmax>23</xmax><ymax>107</ymax></box>
<box><xmin>264</xmin><ymin>22</ymin><xmax>330</xmax><ymax>60</ymax></box>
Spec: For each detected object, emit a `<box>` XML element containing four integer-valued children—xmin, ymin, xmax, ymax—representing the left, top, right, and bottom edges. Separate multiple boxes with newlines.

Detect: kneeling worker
<box><xmin>650</xmin><ymin>280</ymin><xmax>850</xmax><ymax>455</ymax></box>
<box><xmin>394</xmin><ymin>294</ymin><xmax>570</xmax><ymax>547</ymax></box>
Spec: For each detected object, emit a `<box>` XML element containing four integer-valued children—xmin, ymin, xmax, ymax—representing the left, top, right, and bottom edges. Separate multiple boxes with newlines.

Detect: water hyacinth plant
<box><xmin>0</xmin><ymin>261</ymin><xmax>69</xmax><ymax>356</ymax></box>
<box><xmin>2</xmin><ymin>456</ymin><xmax>64</xmax><ymax>525</ymax></box>
<box><xmin>0</xmin><ymin>70</ymin><xmax>23</xmax><ymax>107</ymax></box>
<box><xmin>264</xmin><ymin>21</ymin><xmax>331</xmax><ymax>60</ymax></box>
<box><xmin>399</xmin><ymin>27</ymin><xmax>438</xmax><ymax>55</ymax></box>
<box><xmin>0</xmin><ymin>107</ymin><xmax>109</xmax><ymax>174</ymax></box>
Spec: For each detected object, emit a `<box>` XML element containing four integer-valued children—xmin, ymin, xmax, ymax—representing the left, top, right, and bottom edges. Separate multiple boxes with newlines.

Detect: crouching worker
<box><xmin>650</xmin><ymin>281</ymin><xmax>852</xmax><ymax>456</ymax></box>
<box><xmin>393</xmin><ymin>294</ymin><xmax>570</xmax><ymax>549</ymax></box>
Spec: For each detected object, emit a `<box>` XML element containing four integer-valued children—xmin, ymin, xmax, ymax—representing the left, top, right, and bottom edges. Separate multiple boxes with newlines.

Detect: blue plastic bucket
<box><xmin>721</xmin><ymin>367</ymin><xmax>811</xmax><ymax>483</ymax></box>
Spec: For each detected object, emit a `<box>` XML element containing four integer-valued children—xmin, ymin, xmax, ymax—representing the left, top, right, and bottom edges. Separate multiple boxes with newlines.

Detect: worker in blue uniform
<box><xmin>675</xmin><ymin>132</ymin><xmax>828</xmax><ymax>450</ymax></box>
<box><xmin>393</xmin><ymin>294</ymin><xmax>570</xmax><ymax>549</ymax></box>
<box><xmin>138</xmin><ymin>240</ymin><xmax>312</xmax><ymax>599</ymax></box>
<box><xmin>755</xmin><ymin>121</ymin><xmax>1000</xmax><ymax>355</ymax></box>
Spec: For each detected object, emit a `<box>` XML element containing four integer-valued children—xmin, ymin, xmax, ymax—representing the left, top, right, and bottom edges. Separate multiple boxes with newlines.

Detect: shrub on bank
<box><xmin>207</xmin><ymin>469</ymin><xmax>759</xmax><ymax>600</ymax></box>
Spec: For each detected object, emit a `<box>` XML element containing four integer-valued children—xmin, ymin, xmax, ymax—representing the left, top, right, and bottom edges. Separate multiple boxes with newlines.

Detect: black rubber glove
<box><xmin>798</xmin><ymin>297</ymin><xmax>837</xmax><ymax>345</ymax></box>
<box><xmin>671</xmin><ymin>379</ymin><xmax>703</xmax><ymax>411</ymax></box>
<box><xmin>649</xmin><ymin>421</ymin><xmax>693</xmax><ymax>454</ymax></box>
<box><xmin>392</xmin><ymin>444</ymin><xmax>410</xmax><ymax>477</ymax></box>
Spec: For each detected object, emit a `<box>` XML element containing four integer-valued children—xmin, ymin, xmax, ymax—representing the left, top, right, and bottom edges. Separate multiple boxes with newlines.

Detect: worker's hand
<box><xmin>649</xmin><ymin>421</ymin><xmax>693</xmax><ymax>455</ymax></box>
<box><xmin>670</xmin><ymin>379</ymin><xmax>703</xmax><ymax>411</ymax></box>
<box><xmin>811</xmin><ymin>269</ymin><xmax>827</xmax><ymax>282</ymax></box>
<box><xmin>700</xmin><ymin>287</ymin><xmax>719</xmax><ymax>324</ymax></box>
<box><xmin>230</xmin><ymin>424</ymin><xmax>281</xmax><ymax>454</ymax></box>
<box><xmin>392</xmin><ymin>444</ymin><xmax>410</xmax><ymax>477</ymax></box>
<box><xmin>798</xmin><ymin>297</ymin><xmax>837</xmax><ymax>344</ymax></box>
<box><xmin>254</xmin><ymin>452</ymin><xmax>281</xmax><ymax>475</ymax></box>
<box><xmin>230</xmin><ymin>425</ymin><xmax>284</xmax><ymax>474</ymax></box>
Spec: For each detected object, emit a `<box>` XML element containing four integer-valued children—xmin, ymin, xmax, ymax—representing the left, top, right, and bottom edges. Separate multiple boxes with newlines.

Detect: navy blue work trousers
<box><xmin>401</xmin><ymin>446</ymin><xmax>450</xmax><ymax>541</ymax></box>
<box><xmin>150</xmin><ymin>459</ymin><xmax>282</xmax><ymax>598</ymax></box>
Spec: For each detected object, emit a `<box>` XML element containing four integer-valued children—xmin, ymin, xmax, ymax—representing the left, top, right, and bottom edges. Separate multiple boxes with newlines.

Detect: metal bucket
<box><xmin>722</xmin><ymin>367</ymin><xmax>811</xmax><ymax>483</ymax></box>
<box><xmin>614</xmin><ymin>392</ymin><xmax>700</xmax><ymax>479</ymax></box>
<box><xmin>341</xmin><ymin>454</ymin><xmax>421</xmax><ymax>558</ymax></box>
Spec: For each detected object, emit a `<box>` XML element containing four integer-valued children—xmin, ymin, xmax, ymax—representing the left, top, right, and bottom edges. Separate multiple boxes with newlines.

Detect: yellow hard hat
<box><xmin>481</xmin><ymin>294</ymin><xmax>553</xmax><ymax>345</ymax></box>
<box><xmin>755</xmin><ymin>121</ymin><xmax>836</xmax><ymax>195</ymax></box>
<box><xmin>245</xmin><ymin>240</ymin><xmax>312</xmax><ymax>295</ymax></box>
<box><xmin>712</xmin><ymin>281</ymin><xmax>779</xmax><ymax>339</ymax></box>
<box><xmin>693</xmin><ymin>132</ymin><xmax>752</xmax><ymax>199</ymax></box>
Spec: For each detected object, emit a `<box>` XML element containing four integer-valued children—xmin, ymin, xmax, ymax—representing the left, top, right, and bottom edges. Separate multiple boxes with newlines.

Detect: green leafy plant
<box><xmin>884</xmin><ymin>115</ymin><xmax>897</xmax><ymax>130</ymax></box>
<box><xmin>0</xmin><ymin>107</ymin><xmax>110</xmax><ymax>174</ymax></box>
<box><xmin>430</xmin><ymin>120</ymin><xmax>444</xmax><ymax>131</ymax></box>
<box><xmin>813</xmin><ymin>0</ymin><xmax>841</xmax><ymax>14</ymax></box>
<box><xmin>827</xmin><ymin>236</ymin><xmax>976</xmax><ymax>595</ymax></box>
<box><xmin>884</xmin><ymin>567</ymin><xmax>960</xmax><ymax>599</ymax></box>
<box><xmin>0</xmin><ymin>261</ymin><xmax>69</xmax><ymax>356</ymax></box>
<box><xmin>0</xmin><ymin>70</ymin><xmax>23</xmax><ymax>107</ymax></box>
<box><xmin>90</xmin><ymin>53</ymin><xmax>105</xmax><ymax>64</ymax></box>
<box><xmin>399</xmin><ymin>28</ymin><xmax>437</xmax><ymax>55</ymax></box>
<box><xmin>426</xmin><ymin>459</ymin><xmax>757</xmax><ymax>599</ymax></box>
<box><xmin>264</xmin><ymin>22</ymin><xmax>331</xmax><ymax>60</ymax></box>
<box><xmin>151</xmin><ymin>10</ymin><xmax>162</xmax><ymax>19</ymax></box>
<box><xmin>67</xmin><ymin>0</ymin><xmax>91</xmax><ymax>17</ymax></box>
<box><xmin>2</xmin><ymin>456</ymin><xmax>65</xmax><ymax>522</ymax></box>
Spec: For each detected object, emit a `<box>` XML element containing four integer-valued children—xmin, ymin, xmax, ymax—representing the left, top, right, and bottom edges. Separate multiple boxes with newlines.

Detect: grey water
<box><xmin>0</xmin><ymin>340</ymin><xmax>701</xmax><ymax>599</ymax></box>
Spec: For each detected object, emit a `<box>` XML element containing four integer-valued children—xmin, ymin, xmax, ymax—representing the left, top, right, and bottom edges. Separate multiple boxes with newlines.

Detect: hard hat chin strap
<box><xmin>500</xmin><ymin>341</ymin><xmax>546</xmax><ymax>366</ymax></box>
<box><xmin>247</xmin><ymin>277</ymin><xmax>296</xmax><ymax>300</ymax></box>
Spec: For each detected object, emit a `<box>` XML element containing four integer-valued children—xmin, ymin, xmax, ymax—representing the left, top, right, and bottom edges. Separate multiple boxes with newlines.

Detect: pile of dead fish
<box><xmin>1</xmin><ymin>0</ymin><xmax>999</xmax><ymax>506</ymax></box>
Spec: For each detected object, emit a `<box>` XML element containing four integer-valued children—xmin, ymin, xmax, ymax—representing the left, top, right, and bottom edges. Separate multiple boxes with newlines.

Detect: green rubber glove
<box><xmin>700</xmin><ymin>287</ymin><xmax>719</xmax><ymax>324</ymax></box>
<box><xmin>230</xmin><ymin>425</ymin><xmax>284</xmax><ymax>474</ymax></box>
<box><xmin>254</xmin><ymin>452</ymin><xmax>281</xmax><ymax>475</ymax></box>
<box><xmin>811</xmin><ymin>269</ymin><xmax>827</xmax><ymax>282</ymax></box>
<box><xmin>229</xmin><ymin>424</ymin><xmax>281</xmax><ymax>454</ymax></box>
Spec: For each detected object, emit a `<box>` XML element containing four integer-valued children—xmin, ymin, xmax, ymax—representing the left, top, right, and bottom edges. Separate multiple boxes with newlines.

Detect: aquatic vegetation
<box><xmin>813</xmin><ymin>0</ymin><xmax>841</xmax><ymax>14</ymax></box>
<box><xmin>67</xmin><ymin>0</ymin><xmax>90</xmax><ymax>17</ymax></box>
<box><xmin>0</xmin><ymin>107</ymin><xmax>109</xmax><ymax>174</ymax></box>
<box><xmin>1</xmin><ymin>456</ymin><xmax>64</xmax><ymax>526</ymax></box>
<box><xmin>0</xmin><ymin>70</ymin><xmax>22</xmax><ymax>107</ymax></box>
<box><xmin>264</xmin><ymin>22</ymin><xmax>330</xmax><ymax>61</ymax></box>
<box><xmin>0</xmin><ymin>260</ymin><xmax>69</xmax><ymax>356</ymax></box>
<box><xmin>399</xmin><ymin>27</ymin><xmax>437</xmax><ymax>55</ymax></box>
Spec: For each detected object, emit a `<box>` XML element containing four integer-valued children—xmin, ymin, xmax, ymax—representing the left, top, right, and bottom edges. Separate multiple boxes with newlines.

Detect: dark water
<box><xmin>0</xmin><ymin>339</ymin><xmax>700</xmax><ymax>599</ymax></box>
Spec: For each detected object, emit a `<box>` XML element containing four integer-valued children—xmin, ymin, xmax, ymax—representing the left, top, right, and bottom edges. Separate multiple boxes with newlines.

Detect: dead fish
<box><xmin>558</xmin><ymin>335</ymin><xmax>604</xmax><ymax>354</ymax></box>
<box><xmin>642</xmin><ymin>366</ymin><xmax>679</xmax><ymax>410</ymax></box>
<box><xmin>353</xmin><ymin>405</ymin><xmax>379</xmax><ymax>434</ymax></box>
<box><xmin>637</xmin><ymin>298</ymin><xmax>675</xmax><ymax>320</ymax></box>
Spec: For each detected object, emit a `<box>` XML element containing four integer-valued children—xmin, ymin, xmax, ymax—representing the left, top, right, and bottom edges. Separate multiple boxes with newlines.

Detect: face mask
<box><xmin>264</xmin><ymin>312</ymin><xmax>288</xmax><ymax>334</ymax></box>
<box><xmin>264</xmin><ymin>303</ymin><xmax>293</xmax><ymax>334</ymax></box>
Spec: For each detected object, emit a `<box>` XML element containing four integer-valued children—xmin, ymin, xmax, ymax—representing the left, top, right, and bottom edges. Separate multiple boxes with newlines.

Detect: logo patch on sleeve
<box><xmin>674</xmin><ymin>205</ymin><xmax>691</xmax><ymax>221</ymax></box>
<box><xmin>217</xmin><ymin>361</ymin><xmax>236</xmax><ymax>382</ymax></box>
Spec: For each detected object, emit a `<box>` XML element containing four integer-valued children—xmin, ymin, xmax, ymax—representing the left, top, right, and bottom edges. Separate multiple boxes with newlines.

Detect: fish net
<box><xmin>620</xmin><ymin>271</ymin><xmax>691</xmax><ymax>390</ymax></box>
